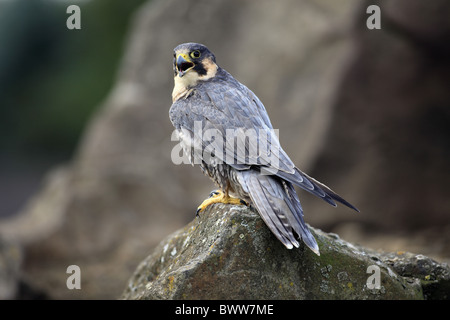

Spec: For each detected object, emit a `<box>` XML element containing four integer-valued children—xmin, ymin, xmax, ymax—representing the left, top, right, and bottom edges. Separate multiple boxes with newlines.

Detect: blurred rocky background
<box><xmin>0</xmin><ymin>0</ymin><xmax>449</xmax><ymax>299</ymax></box>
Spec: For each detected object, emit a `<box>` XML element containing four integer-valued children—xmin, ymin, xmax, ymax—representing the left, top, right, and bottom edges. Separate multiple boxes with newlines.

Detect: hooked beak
<box><xmin>176</xmin><ymin>53</ymin><xmax>194</xmax><ymax>77</ymax></box>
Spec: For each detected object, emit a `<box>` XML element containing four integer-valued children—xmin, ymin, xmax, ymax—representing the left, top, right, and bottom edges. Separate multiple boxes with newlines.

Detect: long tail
<box><xmin>237</xmin><ymin>171</ymin><xmax>320</xmax><ymax>255</ymax></box>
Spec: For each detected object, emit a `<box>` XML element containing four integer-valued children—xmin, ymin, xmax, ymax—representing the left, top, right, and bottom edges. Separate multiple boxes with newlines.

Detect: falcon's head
<box><xmin>173</xmin><ymin>43</ymin><xmax>217</xmax><ymax>79</ymax></box>
<box><xmin>172</xmin><ymin>43</ymin><xmax>219</xmax><ymax>102</ymax></box>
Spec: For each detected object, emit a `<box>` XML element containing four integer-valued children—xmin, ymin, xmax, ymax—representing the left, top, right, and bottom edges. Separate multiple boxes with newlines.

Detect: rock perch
<box><xmin>121</xmin><ymin>205</ymin><xmax>449</xmax><ymax>300</ymax></box>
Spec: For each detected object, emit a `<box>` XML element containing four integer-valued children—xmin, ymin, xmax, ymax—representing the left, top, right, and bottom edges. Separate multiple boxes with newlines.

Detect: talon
<box><xmin>240</xmin><ymin>199</ymin><xmax>249</xmax><ymax>206</ymax></box>
<box><xmin>196</xmin><ymin>189</ymin><xmax>248</xmax><ymax>216</ymax></box>
<box><xmin>208</xmin><ymin>190</ymin><xmax>221</xmax><ymax>198</ymax></box>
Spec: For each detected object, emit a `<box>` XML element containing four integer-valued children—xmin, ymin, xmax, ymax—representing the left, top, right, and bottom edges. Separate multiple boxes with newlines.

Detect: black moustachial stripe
<box><xmin>193</xmin><ymin>62</ymin><xmax>208</xmax><ymax>76</ymax></box>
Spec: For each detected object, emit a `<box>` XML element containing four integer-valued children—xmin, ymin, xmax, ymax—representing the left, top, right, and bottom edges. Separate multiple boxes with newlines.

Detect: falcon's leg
<box><xmin>196</xmin><ymin>189</ymin><xmax>248</xmax><ymax>216</ymax></box>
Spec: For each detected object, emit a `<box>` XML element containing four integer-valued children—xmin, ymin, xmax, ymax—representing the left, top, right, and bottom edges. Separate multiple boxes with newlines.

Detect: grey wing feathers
<box><xmin>195</xmin><ymin>81</ymin><xmax>359</xmax><ymax>212</ymax></box>
<box><xmin>171</xmin><ymin>80</ymin><xmax>296</xmax><ymax>174</ymax></box>
<box><xmin>276</xmin><ymin>168</ymin><xmax>360</xmax><ymax>212</ymax></box>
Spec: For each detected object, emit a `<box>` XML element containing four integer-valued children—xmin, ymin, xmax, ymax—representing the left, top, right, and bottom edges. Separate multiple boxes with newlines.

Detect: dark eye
<box><xmin>190</xmin><ymin>50</ymin><xmax>201</xmax><ymax>59</ymax></box>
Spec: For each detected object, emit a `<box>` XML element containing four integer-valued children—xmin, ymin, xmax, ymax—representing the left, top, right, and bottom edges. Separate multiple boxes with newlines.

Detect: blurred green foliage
<box><xmin>0</xmin><ymin>0</ymin><xmax>146</xmax><ymax>159</ymax></box>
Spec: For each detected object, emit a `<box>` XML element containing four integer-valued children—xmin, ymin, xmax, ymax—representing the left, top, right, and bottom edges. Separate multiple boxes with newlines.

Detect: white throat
<box><xmin>172</xmin><ymin>59</ymin><xmax>218</xmax><ymax>102</ymax></box>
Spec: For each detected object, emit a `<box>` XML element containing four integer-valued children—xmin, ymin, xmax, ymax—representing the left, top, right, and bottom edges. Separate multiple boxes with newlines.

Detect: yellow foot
<box><xmin>196</xmin><ymin>190</ymin><xmax>248</xmax><ymax>216</ymax></box>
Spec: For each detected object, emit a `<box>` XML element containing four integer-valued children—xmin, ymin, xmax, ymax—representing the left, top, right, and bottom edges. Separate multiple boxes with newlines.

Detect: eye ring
<box><xmin>190</xmin><ymin>50</ymin><xmax>201</xmax><ymax>59</ymax></box>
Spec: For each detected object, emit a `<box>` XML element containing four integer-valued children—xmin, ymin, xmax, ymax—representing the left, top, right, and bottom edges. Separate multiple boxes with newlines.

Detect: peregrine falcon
<box><xmin>169</xmin><ymin>43</ymin><xmax>358</xmax><ymax>255</ymax></box>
